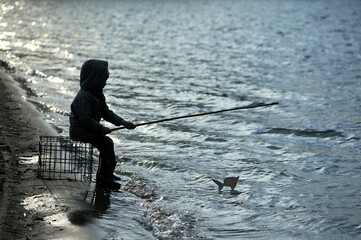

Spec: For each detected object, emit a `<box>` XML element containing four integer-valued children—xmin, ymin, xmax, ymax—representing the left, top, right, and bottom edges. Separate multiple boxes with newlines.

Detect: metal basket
<box><xmin>38</xmin><ymin>136</ymin><xmax>94</xmax><ymax>182</ymax></box>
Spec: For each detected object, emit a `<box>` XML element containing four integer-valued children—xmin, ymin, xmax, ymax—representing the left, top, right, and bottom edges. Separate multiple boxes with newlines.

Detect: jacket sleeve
<box><xmin>102</xmin><ymin>103</ymin><xmax>124</xmax><ymax>126</ymax></box>
<box><xmin>72</xmin><ymin>93</ymin><xmax>103</xmax><ymax>133</ymax></box>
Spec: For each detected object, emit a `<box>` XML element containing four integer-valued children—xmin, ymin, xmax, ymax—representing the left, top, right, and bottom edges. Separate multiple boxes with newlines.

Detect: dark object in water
<box><xmin>212</xmin><ymin>176</ymin><xmax>239</xmax><ymax>191</ymax></box>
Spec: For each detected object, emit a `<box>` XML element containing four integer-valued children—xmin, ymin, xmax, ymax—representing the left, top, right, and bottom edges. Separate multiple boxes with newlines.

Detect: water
<box><xmin>1</xmin><ymin>0</ymin><xmax>361</xmax><ymax>239</ymax></box>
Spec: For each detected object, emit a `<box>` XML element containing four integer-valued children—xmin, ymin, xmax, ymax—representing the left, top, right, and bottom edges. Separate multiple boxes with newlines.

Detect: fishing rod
<box><xmin>110</xmin><ymin>102</ymin><xmax>279</xmax><ymax>132</ymax></box>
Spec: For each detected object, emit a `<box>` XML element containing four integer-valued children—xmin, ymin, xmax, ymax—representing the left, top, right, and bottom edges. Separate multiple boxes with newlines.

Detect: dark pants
<box><xmin>85</xmin><ymin>134</ymin><xmax>116</xmax><ymax>179</ymax></box>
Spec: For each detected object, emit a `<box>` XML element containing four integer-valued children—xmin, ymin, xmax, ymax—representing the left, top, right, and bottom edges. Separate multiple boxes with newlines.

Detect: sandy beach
<box><xmin>0</xmin><ymin>67</ymin><xmax>99</xmax><ymax>239</ymax></box>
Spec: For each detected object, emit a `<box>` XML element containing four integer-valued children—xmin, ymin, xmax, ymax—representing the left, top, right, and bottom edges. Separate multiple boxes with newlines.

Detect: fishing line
<box><xmin>246</xmin><ymin>105</ymin><xmax>273</xmax><ymax>161</ymax></box>
<box><xmin>213</xmin><ymin>105</ymin><xmax>277</xmax><ymax>192</ymax></box>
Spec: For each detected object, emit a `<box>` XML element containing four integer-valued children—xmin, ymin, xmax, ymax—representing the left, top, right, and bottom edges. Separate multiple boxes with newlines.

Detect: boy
<box><xmin>69</xmin><ymin>59</ymin><xmax>135</xmax><ymax>189</ymax></box>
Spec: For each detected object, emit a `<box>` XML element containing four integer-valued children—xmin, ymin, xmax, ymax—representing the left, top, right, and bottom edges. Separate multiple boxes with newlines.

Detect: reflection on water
<box><xmin>67</xmin><ymin>188</ymin><xmax>112</xmax><ymax>226</ymax></box>
<box><xmin>1</xmin><ymin>0</ymin><xmax>361</xmax><ymax>239</ymax></box>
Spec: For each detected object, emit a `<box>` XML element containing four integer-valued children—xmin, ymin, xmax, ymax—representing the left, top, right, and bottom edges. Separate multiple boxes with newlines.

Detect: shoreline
<box><xmin>0</xmin><ymin>69</ymin><xmax>101</xmax><ymax>239</ymax></box>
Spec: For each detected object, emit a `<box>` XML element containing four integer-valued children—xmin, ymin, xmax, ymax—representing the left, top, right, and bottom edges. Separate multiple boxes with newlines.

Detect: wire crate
<box><xmin>38</xmin><ymin>136</ymin><xmax>94</xmax><ymax>182</ymax></box>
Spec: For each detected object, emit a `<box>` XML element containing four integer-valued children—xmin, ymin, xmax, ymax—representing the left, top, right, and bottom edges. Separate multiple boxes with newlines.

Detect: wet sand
<box><xmin>0</xmin><ymin>69</ymin><xmax>101</xmax><ymax>239</ymax></box>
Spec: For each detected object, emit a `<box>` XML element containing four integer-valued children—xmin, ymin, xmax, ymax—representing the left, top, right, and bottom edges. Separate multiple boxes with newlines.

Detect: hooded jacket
<box><xmin>69</xmin><ymin>59</ymin><xmax>123</xmax><ymax>141</ymax></box>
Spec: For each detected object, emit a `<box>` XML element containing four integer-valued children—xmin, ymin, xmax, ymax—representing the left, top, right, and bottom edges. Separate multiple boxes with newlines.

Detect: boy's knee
<box><xmin>105</xmin><ymin>136</ymin><xmax>114</xmax><ymax>145</ymax></box>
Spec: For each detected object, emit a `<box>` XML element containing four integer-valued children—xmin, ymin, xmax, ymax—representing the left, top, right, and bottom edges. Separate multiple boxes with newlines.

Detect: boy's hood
<box><xmin>80</xmin><ymin>59</ymin><xmax>109</xmax><ymax>94</ymax></box>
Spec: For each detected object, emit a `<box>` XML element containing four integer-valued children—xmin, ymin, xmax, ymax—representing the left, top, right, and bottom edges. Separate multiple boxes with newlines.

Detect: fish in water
<box><xmin>212</xmin><ymin>176</ymin><xmax>239</xmax><ymax>192</ymax></box>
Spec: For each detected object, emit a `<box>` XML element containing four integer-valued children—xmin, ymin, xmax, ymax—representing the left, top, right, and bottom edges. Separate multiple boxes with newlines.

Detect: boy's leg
<box><xmin>87</xmin><ymin>135</ymin><xmax>118</xmax><ymax>187</ymax></box>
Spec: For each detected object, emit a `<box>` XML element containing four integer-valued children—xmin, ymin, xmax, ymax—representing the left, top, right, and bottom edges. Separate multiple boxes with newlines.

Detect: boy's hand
<box><xmin>122</xmin><ymin>120</ymin><xmax>136</xmax><ymax>129</ymax></box>
<box><xmin>101</xmin><ymin>126</ymin><xmax>112</xmax><ymax>135</ymax></box>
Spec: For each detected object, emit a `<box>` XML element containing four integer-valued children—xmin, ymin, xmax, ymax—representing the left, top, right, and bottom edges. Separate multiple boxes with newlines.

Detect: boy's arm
<box><xmin>102</xmin><ymin>105</ymin><xmax>136</xmax><ymax>129</ymax></box>
<box><xmin>102</xmin><ymin>106</ymin><xmax>124</xmax><ymax>126</ymax></box>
